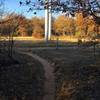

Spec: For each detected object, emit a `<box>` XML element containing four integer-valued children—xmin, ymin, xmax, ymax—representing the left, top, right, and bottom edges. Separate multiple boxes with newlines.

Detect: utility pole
<box><xmin>48</xmin><ymin>0</ymin><xmax>52</xmax><ymax>40</ymax></box>
<box><xmin>45</xmin><ymin>0</ymin><xmax>52</xmax><ymax>42</ymax></box>
<box><xmin>45</xmin><ymin>0</ymin><xmax>49</xmax><ymax>42</ymax></box>
<box><xmin>20</xmin><ymin>0</ymin><xmax>52</xmax><ymax>42</ymax></box>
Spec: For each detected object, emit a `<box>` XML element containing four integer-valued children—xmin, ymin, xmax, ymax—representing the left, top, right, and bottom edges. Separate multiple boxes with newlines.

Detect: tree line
<box><xmin>0</xmin><ymin>12</ymin><xmax>100</xmax><ymax>39</ymax></box>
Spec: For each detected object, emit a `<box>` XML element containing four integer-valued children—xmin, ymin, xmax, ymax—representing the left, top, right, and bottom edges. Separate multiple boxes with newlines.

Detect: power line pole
<box><xmin>45</xmin><ymin>0</ymin><xmax>49</xmax><ymax>42</ymax></box>
<box><xmin>20</xmin><ymin>0</ymin><xmax>52</xmax><ymax>42</ymax></box>
<box><xmin>48</xmin><ymin>0</ymin><xmax>52</xmax><ymax>40</ymax></box>
<box><xmin>45</xmin><ymin>0</ymin><xmax>52</xmax><ymax>42</ymax></box>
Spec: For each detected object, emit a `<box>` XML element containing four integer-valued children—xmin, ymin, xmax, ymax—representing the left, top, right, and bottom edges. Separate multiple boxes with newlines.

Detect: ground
<box><xmin>22</xmin><ymin>52</ymin><xmax>55</xmax><ymax>100</ymax></box>
<box><xmin>31</xmin><ymin>46</ymin><xmax>100</xmax><ymax>100</ymax></box>
<box><xmin>0</xmin><ymin>40</ymin><xmax>100</xmax><ymax>100</ymax></box>
<box><xmin>0</xmin><ymin>51</ymin><xmax>45</xmax><ymax>99</ymax></box>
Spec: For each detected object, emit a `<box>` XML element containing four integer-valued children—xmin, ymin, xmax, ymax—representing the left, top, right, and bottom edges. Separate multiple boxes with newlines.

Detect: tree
<box><xmin>16</xmin><ymin>15</ymin><xmax>29</xmax><ymax>36</ymax></box>
<box><xmin>26</xmin><ymin>20</ymin><xmax>33</xmax><ymax>36</ymax></box>
<box><xmin>2</xmin><ymin>13</ymin><xmax>19</xmax><ymax>35</ymax></box>
<box><xmin>20</xmin><ymin>0</ymin><xmax>100</xmax><ymax>24</ymax></box>
<box><xmin>75</xmin><ymin>12</ymin><xmax>85</xmax><ymax>37</ymax></box>
<box><xmin>75</xmin><ymin>12</ymin><xmax>99</xmax><ymax>39</ymax></box>
<box><xmin>54</xmin><ymin>15</ymin><xmax>66</xmax><ymax>35</ymax></box>
<box><xmin>33</xmin><ymin>26</ymin><xmax>44</xmax><ymax>38</ymax></box>
<box><xmin>87</xmin><ymin>16</ymin><xmax>96</xmax><ymax>38</ymax></box>
<box><xmin>54</xmin><ymin>15</ymin><xmax>75</xmax><ymax>36</ymax></box>
<box><xmin>31</xmin><ymin>17</ymin><xmax>44</xmax><ymax>38</ymax></box>
<box><xmin>0</xmin><ymin>13</ymin><xmax>29</xmax><ymax>56</ymax></box>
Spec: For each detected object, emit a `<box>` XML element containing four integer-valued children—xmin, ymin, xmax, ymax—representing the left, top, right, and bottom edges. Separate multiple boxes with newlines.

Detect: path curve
<box><xmin>19</xmin><ymin>51</ymin><xmax>55</xmax><ymax>100</ymax></box>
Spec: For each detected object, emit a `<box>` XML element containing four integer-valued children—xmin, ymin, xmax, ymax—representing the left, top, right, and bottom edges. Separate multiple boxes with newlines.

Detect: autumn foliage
<box><xmin>0</xmin><ymin>12</ymin><xmax>100</xmax><ymax>39</ymax></box>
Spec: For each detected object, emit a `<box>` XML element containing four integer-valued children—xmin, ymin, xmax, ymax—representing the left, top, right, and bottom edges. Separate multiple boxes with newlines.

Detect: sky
<box><xmin>4</xmin><ymin>0</ymin><xmax>45</xmax><ymax>18</ymax></box>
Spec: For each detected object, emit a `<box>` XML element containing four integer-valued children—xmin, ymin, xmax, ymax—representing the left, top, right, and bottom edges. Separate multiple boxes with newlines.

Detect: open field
<box><xmin>12</xmin><ymin>36</ymin><xmax>78</xmax><ymax>48</ymax></box>
<box><xmin>14</xmin><ymin>40</ymin><xmax>77</xmax><ymax>48</ymax></box>
<box><xmin>14</xmin><ymin>40</ymin><xmax>100</xmax><ymax>49</ymax></box>
<box><xmin>31</xmin><ymin>47</ymin><xmax>100</xmax><ymax>100</ymax></box>
<box><xmin>0</xmin><ymin>36</ymin><xmax>100</xmax><ymax>48</ymax></box>
<box><xmin>0</xmin><ymin>39</ymin><xmax>100</xmax><ymax>100</ymax></box>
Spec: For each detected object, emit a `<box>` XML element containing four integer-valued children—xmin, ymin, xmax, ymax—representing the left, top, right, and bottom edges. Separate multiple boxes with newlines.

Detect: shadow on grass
<box><xmin>0</xmin><ymin>52</ymin><xmax>45</xmax><ymax>100</ymax></box>
<box><xmin>14</xmin><ymin>40</ymin><xmax>77</xmax><ymax>48</ymax></box>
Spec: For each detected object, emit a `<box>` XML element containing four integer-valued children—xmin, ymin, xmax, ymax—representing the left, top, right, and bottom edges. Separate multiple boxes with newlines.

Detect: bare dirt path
<box><xmin>19</xmin><ymin>51</ymin><xmax>55</xmax><ymax>100</ymax></box>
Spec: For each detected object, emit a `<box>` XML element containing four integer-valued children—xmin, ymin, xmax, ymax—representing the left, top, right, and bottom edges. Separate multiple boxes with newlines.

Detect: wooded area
<box><xmin>0</xmin><ymin>12</ymin><xmax>100</xmax><ymax>40</ymax></box>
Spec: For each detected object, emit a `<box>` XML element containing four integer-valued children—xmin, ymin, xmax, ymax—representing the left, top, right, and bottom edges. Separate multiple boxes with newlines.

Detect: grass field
<box><xmin>0</xmin><ymin>51</ymin><xmax>45</xmax><ymax>99</ymax></box>
<box><xmin>14</xmin><ymin>40</ymin><xmax>77</xmax><ymax>48</ymax></box>
<box><xmin>32</xmin><ymin>47</ymin><xmax>100</xmax><ymax>100</ymax></box>
<box><xmin>0</xmin><ymin>39</ymin><xmax>100</xmax><ymax>100</ymax></box>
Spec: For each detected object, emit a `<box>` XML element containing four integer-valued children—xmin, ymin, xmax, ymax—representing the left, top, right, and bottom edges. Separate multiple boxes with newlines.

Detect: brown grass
<box><xmin>32</xmin><ymin>48</ymin><xmax>100</xmax><ymax>100</ymax></box>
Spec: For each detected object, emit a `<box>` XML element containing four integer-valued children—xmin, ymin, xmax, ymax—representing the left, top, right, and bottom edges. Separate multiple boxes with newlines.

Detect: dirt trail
<box><xmin>20</xmin><ymin>52</ymin><xmax>55</xmax><ymax>100</ymax></box>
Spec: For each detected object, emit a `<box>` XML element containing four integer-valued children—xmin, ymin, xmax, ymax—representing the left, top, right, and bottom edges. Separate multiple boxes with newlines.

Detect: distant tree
<box><xmin>87</xmin><ymin>16</ymin><xmax>96</xmax><ymax>39</ymax></box>
<box><xmin>65</xmin><ymin>16</ymin><xmax>76</xmax><ymax>36</ymax></box>
<box><xmin>54</xmin><ymin>15</ymin><xmax>75</xmax><ymax>36</ymax></box>
<box><xmin>16</xmin><ymin>15</ymin><xmax>28</xmax><ymax>36</ymax></box>
<box><xmin>31</xmin><ymin>17</ymin><xmax>44</xmax><ymax>38</ymax></box>
<box><xmin>32</xmin><ymin>17</ymin><xmax>44</xmax><ymax>28</ymax></box>
<box><xmin>75</xmin><ymin>13</ymin><xmax>85</xmax><ymax>37</ymax></box>
<box><xmin>0</xmin><ymin>1</ymin><xmax>17</xmax><ymax>57</ymax></box>
<box><xmin>26</xmin><ymin>20</ymin><xmax>33</xmax><ymax>36</ymax></box>
<box><xmin>17</xmin><ymin>25</ymin><xmax>27</xmax><ymax>36</ymax></box>
<box><xmin>1</xmin><ymin>13</ymin><xmax>19</xmax><ymax>36</ymax></box>
<box><xmin>33</xmin><ymin>26</ymin><xmax>44</xmax><ymax>38</ymax></box>
<box><xmin>54</xmin><ymin>15</ymin><xmax>67</xmax><ymax>35</ymax></box>
<box><xmin>75</xmin><ymin>12</ymin><xmax>98</xmax><ymax>39</ymax></box>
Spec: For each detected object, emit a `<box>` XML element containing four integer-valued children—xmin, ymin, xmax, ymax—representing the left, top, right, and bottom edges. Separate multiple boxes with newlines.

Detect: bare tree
<box><xmin>0</xmin><ymin>12</ymin><xmax>21</xmax><ymax>57</ymax></box>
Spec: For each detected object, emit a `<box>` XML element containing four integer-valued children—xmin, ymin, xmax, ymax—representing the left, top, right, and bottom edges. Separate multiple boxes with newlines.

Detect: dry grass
<box><xmin>0</xmin><ymin>52</ymin><xmax>45</xmax><ymax>99</ymax></box>
<box><xmin>32</xmin><ymin>48</ymin><xmax>100</xmax><ymax>100</ymax></box>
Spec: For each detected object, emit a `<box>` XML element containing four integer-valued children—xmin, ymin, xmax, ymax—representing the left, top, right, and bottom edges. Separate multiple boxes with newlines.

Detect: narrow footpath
<box><xmin>20</xmin><ymin>52</ymin><xmax>55</xmax><ymax>100</ymax></box>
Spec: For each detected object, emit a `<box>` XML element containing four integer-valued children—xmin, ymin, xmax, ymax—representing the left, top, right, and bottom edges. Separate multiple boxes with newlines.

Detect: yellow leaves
<box><xmin>32</xmin><ymin>17</ymin><xmax>44</xmax><ymax>28</ymax></box>
<box><xmin>18</xmin><ymin>26</ymin><xmax>27</xmax><ymax>36</ymax></box>
<box><xmin>33</xmin><ymin>26</ymin><xmax>44</xmax><ymax>38</ymax></box>
<box><xmin>87</xmin><ymin>17</ymin><xmax>96</xmax><ymax>36</ymax></box>
<box><xmin>34</xmin><ymin>26</ymin><xmax>43</xmax><ymax>33</ymax></box>
<box><xmin>75</xmin><ymin>12</ymin><xmax>98</xmax><ymax>38</ymax></box>
<box><xmin>75</xmin><ymin>13</ymin><xmax>84</xmax><ymax>26</ymax></box>
<box><xmin>54</xmin><ymin>15</ymin><xmax>75</xmax><ymax>35</ymax></box>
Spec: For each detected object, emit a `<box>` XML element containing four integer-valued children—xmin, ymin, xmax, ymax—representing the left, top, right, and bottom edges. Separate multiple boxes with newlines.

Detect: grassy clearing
<box><xmin>0</xmin><ymin>52</ymin><xmax>45</xmax><ymax>99</ymax></box>
<box><xmin>14</xmin><ymin>40</ymin><xmax>100</xmax><ymax>52</ymax></box>
<box><xmin>14</xmin><ymin>40</ymin><xmax>77</xmax><ymax>48</ymax></box>
<box><xmin>32</xmin><ymin>48</ymin><xmax>100</xmax><ymax>100</ymax></box>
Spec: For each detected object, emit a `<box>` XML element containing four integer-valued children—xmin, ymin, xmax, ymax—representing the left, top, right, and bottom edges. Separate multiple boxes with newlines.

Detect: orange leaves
<box><xmin>76</xmin><ymin>13</ymin><xmax>84</xmax><ymax>27</ymax></box>
<box><xmin>54</xmin><ymin>15</ymin><xmax>75</xmax><ymax>35</ymax></box>
<box><xmin>31</xmin><ymin>17</ymin><xmax>44</xmax><ymax>38</ymax></box>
